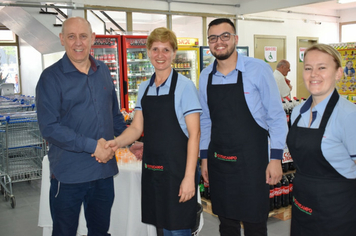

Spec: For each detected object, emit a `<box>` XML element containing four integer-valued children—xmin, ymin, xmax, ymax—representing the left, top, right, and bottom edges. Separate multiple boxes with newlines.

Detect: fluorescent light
<box><xmin>338</xmin><ymin>0</ymin><xmax>356</xmax><ymax>4</ymax></box>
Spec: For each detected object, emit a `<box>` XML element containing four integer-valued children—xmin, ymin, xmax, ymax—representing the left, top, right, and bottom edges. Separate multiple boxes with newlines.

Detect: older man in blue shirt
<box><xmin>36</xmin><ymin>17</ymin><xmax>126</xmax><ymax>236</ymax></box>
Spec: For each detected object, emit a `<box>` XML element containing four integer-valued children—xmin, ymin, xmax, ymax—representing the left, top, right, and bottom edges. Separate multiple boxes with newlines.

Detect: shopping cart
<box><xmin>0</xmin><ymin>112</ymin><xmax>46</xmax><ymax>208</ymax></box>
<box><xmin>0</xmin><ymin>104</ymin><xmax>34</xmax><ymax>113</ymax></box>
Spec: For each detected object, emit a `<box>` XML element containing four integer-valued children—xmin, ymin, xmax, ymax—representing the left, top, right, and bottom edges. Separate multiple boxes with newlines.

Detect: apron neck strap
<box><xmin>208</xmin><ymin>68</ymin><xmax>242</xmax><ymax>86</ymax></box>
<box><xmin>144</xmin><ymin>69</ymin><xmax>178</xmax><ymax>96</ymax></box>
<box><xmin>319</xmin><ymin>89</ymin><xmax>339</xmax><ymax>129</ymax></box>
<box><xmin>292</xmin><ymin>89</ymin><xmax>339</xmax><ymax>129</ymax></box>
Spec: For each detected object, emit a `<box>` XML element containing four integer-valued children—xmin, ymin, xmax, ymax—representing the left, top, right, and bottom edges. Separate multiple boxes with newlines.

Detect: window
<box><xmin>0</xmin><ymin>30</ymin><xmax>20</xmax><ymax>94</ymax></box>
<box><xmin>133</xmin><ymin>12</ymin><xmax>166</xmax><ymax>35</ymax></box>
<box><xmin>341</xmin><ymin>23</ymin><xmax>356</xmax><ymax>42</ymax></box>
<box><xmin>0</xmin><ymin>30</ymin><xmax>16</xmax><ymax>43</ymax></box>
<box><xmin>172</xmin><ymin>15</ymin><xmax>202</xmax><ymax>45</ymax></box>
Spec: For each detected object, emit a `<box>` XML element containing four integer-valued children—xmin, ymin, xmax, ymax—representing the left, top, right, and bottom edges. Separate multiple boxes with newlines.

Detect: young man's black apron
<box><xmin>140</xmin><ymin>69</ymin><xmax>197</xmax><ymax>230</ymax></box>
<box><xmin>287</xmin><ymin>89</ymin><xmax>356</xmax><ymax>236</ymax></box>
<box><xmin>207</xmin><ymin>68</ymin><xmax>270</xmax><ymax>223</ymax></box>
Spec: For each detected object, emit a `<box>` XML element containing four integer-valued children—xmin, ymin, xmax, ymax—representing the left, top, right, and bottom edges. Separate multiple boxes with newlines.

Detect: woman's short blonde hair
<box><xmin>304</xmin><ymin>43</ymin><xmax>342</xmax><ymax>69</ymax></box>
<box><xmin>147</xmin><ymin>27</ymin><xmax>178</xmax><ymax>51</ymax></box>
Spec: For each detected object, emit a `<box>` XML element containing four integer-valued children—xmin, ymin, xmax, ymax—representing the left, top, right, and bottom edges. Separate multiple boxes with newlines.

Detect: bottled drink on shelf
<box><xmin>287</xmin><ymin>173</ymin><xmax>294</xmax><ymax>205</ymax></box>
<box><xmin>274</xmin><ymin>181</ymin><xmax>282</xmax><ymax>209</ymax></box>
<box><xmin>288</xmin><ymin>161</ymin><xmax>296</xmax><ymax>171</ymax></box>
<box><xmin>186</xmin><ymin>71</ymin><xmax>190</xmax><ymax>79</ymax></box>
<box><xmin>282</xmin><ymin>162</ymin><xmax>289</xmax><ymax>173</ymax></box>
<box><xmin>203</xmin><ymin>181</ymin><xmax>210</xmax><ymax>199</ymax></box>
<box><xmin>281</xmin><ymin>175</ymin><xmax>290</xmax><ymax>207</ymax></box>
<box><xmin>269</xmin><ymin>184</ymin><xmax>275</xmax><ymax>211</ymax></box>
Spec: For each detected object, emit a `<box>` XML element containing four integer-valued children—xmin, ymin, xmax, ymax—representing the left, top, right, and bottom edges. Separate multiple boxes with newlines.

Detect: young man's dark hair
<box><xmin>208</xmin><ymin>18</ymin><xmax>236</xmax><ymax>33</ymax></box>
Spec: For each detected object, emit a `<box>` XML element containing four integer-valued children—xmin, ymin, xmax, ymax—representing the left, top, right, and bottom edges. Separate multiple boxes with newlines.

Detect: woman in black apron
<box><xmin>287</xmin><ymin>44</ymin><xmax>356</xmax><ymax>236</ymax></box>
<box><xmin>107</xmin><ymin>27</ymin><xmax>201</xmax><ymax>236</ymax></box>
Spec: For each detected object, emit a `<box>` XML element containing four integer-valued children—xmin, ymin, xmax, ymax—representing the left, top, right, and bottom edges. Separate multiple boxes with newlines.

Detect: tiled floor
<box><xmin>0</xmin><ymin>179</ymin><xmax>290</xmax><ymax>236</ymax></box>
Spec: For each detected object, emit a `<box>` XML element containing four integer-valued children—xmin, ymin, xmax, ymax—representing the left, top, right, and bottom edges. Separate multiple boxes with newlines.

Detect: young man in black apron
<box><xmin>287</xmin><ymin>44</ymin><xmax>356</xmax><ymax>236</ymax></box>
<box><xmin>199</xmin><ymin>18</ymin><xmax>288</xmax><ymax>236</ymax></box>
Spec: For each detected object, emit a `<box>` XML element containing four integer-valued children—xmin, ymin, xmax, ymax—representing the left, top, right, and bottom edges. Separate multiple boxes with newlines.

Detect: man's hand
<box><xmin>266</xmin><ymin>159</ymin><xmax>283</xmax><ymax>185</ymax></box>
<box><xmin>92</xmin><ymin>138</ymin><xmax>114</xmax><ymax>163</ymax></box>
<box><xmin>129</xmin><ymin>141</ymin><xmax>144</xmax><ymax>161</ymax></box>
<box><xmin>201</xmin><ymin>159</ymin><xmax>209</xmax><ymax>183</ymax></box>
<box><xmin>105</xmin><ymin>138</ymin><xmax>121</xmax><ymax>152</ymax></box>
<box><xmin>178</xmin><ymin>176</ymin><xmax>195</xmax><ymax>203</ymax></box>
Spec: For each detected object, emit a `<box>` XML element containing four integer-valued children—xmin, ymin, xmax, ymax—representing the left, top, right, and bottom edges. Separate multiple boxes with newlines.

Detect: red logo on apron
<box><xmin>293</xmin><ymin>196</ymin><xmax>313</xmax><ymax>215</ymax></box>
<box><xmin>214</xmin><ymin>152</ymin><xmax>237</xmax><ymax>162</ymax></box>
<box><xmin>144</xmin><ymin>163</ymin><xmax>164</xmax><ymax>171</ymax></box>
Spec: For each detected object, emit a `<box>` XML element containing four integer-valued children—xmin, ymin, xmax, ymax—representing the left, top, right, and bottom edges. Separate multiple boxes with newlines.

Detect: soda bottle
<box><xmin>287</xmin><ymin>173</ymin><xmax>294</xmax><ymax>205</ymax></box>
<box><xmin>269</xmin><ymin>184</ymin><xmax>275</xmax><ymax>211</ymax></box>
<box><xmin>203</xmin><ymin>181</ymin><xmax>210</xmax><ymax>199</ymax></box>
<box><xmin>282</xmin><ymin>162</ymin><xmax>289</xmax><ymax>173</ymax></box>
<box><xmin>289</xmin><ymin>160</ymin><xmax>295</xmax><ymax>171</ymax></box>
<box><xmin>186</xmin><ymin>71</ymin><xmax>190</xmax><ymax>79</ymax></box>
<box><xmin>281</xmin><ymin>175</ymin><xmax>290</xmax><ymax>207</ymax></box>
<box><xmin>274</xmin><ymin>181</ymin><xmax>282</xmax><ymax>209</ymax></box>
<box><xmin>199</xmin><ymin>176</ymin><xmax>205</xmax><ymax>198</ymax></box>
<box><xmin>287</xmin><ymin>100</ymin><xmax>293</xmax><ymax>128</ymax></box>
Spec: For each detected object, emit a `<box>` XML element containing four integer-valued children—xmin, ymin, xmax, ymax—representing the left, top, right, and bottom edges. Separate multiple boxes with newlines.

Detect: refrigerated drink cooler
<box><xmin>91</xmin><ymin>35</ymin><xmax>124</xmax><ymax>109</ymax></box>
<box><xmin>122</xmin><ymin>36</ymin><xmax>154</xmax><ymax>111</ymax></box>
<box><xmin>175</xmin><ymin>38</ymin><xmax>200</xmax><ymax>88</ymax></box>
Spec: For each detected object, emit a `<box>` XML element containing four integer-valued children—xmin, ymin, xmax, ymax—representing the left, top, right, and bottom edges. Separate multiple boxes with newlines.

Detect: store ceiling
<box><xmin>159</xmin><ymin>0</ymin><xmax>356</xmax><ymax>14</ymax></box>
<box><xmin>91</xmin><ymin>0</ymin><xmax>356</xmax><ymax>33</ymax></box>
<box><xmin>0</xmin><ymin>0</ymin><xmax>355</xmax><ymax>54</ymax></box>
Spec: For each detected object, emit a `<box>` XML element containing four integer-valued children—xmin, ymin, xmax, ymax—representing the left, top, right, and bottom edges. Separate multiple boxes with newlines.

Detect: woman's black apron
<box><xmin>207</xmin><ymin>69</ymin><xmax>270</xmax><ymax>223</ymax></box>
<box><xmin>287</xmin><ymin>89</ymin><xmax>356</xmax><ymax>236</ymax></box>
<box><xmin>140</xmin><ymin>69</ymin><xmax>197</xmax><ymax>230</ymax></box>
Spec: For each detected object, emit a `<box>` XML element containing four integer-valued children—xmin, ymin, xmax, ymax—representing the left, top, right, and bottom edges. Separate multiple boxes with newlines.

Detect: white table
<box><xmin>38</xmin><ymin>156</ymin><xmax>203</xmax><ymax>236</ymax></box>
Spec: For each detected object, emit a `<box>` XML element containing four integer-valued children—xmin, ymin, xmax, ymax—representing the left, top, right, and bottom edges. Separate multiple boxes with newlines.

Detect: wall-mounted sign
<box><xmin>264</xmin><ymin>46</ymin><xmax>277</xmax><ymax>63</ymax></box>
<box><xmin>299</xmin><ymin>47</ymin><xmax>306</xmax><ymax>62</ymax></box>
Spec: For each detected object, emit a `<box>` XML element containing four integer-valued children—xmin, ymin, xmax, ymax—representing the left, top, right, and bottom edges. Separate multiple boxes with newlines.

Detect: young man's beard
<box><xmin>212</xmin><ymin>46</ymin><xmax>235</xmax><ymax>61</ymax></box>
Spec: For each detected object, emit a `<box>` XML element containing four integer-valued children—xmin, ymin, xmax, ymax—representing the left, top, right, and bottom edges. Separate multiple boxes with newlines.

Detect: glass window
<box><xmin>133</xmin><ymin>12</ymin><xmax>166</xmax><ymax>35</ymax></box>
<box><xmin>0</xmin><ymin>30</ymin><xmax>16</xmax><ymax>43</ymax></box>
<box><xmin>0</xmin><ymin>46</ymin><xmax>20</xmax><ymax>93</ymax></box>
<box><xmin>341</xmin><ymin>24</ymin><xmax>356</xmax><ymax>42</ymax></box>
<box><xmin>90</xmin><ymin>10</ymin><xmax>126</xmax><ymax>35</ymax></box>
<box><xmin>172</xmin><ymin>15</ymin><xmax>202</xmax><ymax>45</ymax></box>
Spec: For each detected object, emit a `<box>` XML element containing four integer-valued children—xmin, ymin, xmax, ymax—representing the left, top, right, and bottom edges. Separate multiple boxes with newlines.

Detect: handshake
<box><xmin>92</xmin><ymin>138</ymin><xmax>143</xmax><ymax>163</ymax></box>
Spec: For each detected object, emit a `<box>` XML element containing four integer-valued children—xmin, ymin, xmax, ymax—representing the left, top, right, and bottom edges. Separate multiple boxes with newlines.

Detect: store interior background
<box><xmin>0</xmin><ymin>0</ymin><xmax>355</xmax><ymax>100</ymax></box>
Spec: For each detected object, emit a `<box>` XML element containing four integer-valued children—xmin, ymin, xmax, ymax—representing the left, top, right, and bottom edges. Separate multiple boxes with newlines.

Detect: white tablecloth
<box><xmin>38</xmin><ymin>156</ymin><xmax>203</xmax><ymax>236</ymax></box>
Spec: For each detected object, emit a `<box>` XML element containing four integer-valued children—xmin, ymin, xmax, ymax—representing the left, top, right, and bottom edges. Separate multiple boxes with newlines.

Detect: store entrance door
<box><xmin>254</xmin><ymin>35</ymin><xmax>286</xmax><ymax>71</ymax></box>
<box><xmin>296</xmin><ymin>37</ymin><xmax>318</xmax><ymax>99</ymax></box>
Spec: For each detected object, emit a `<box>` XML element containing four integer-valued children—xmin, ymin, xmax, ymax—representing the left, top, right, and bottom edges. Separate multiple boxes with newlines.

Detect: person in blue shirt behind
<box><xmin>344</xmin><ymin>60</ymin><xmax>355</xmax><ymax>77</ymax></box>
<box><xmin>199</xmin><ymin>18</ymin><xmax>287</xmax><ymax>236</ymax></box>
<box><xmin>14</xmin><ymin>74</ymin><xmax>19</xmax><ymax>93</ymax></box>
<box><xmin>287</xmin><ymin>44</ymin><xmax>356</xmax><ymax>236</ymax></box>
<box><xmin>106</xmin><ymin>27</ymin><xmax>202</xmax><ymax>236</ymax></box>
<box><xmin>36</xmin><ymin>17</ymin><xmax>127</xmax><ymax>236</ymax></box>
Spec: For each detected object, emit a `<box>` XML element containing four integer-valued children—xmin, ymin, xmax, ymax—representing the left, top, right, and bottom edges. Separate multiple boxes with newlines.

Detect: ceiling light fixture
<box><xmin>338</xmin><ymin>0</ymin><xmax>356</xmax><ymax>4</ymax></box>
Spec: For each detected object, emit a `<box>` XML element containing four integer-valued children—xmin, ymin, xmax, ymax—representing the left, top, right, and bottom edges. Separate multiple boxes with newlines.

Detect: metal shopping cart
<box><xmin>0</xmin><ymin>112</ymin><xmax>47</xmax><ymax>208</ymax></box>
<box><xmin>0</xmin><ymin>104</ymin><xmax>34</xmax><ymax>113</ymax></box>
